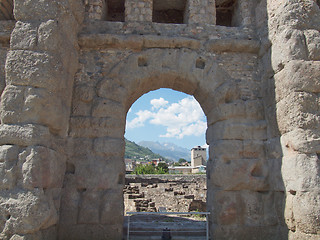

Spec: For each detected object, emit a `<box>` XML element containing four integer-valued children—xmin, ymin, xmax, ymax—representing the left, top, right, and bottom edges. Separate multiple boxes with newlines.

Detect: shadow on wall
<box><xmin>0</xmin><ymin>0</ymin><xmax>14</xmax><ymax>20</ymax></box>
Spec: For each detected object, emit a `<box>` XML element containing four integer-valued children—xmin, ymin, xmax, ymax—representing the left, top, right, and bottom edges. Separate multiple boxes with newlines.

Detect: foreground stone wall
<box><xmin>0</xmin><ymin>0</ymin><xmax>319</xmax><ymax>240</ymax></box>
<box><xmin>124</xmin><ymin>175</ymin><xmax>206</xmax><ymax>213</ymax></box>
<box><xmin>264</xmin><ymin>1</ymin><xmax>320</xmax><ymax>239</ymax></box>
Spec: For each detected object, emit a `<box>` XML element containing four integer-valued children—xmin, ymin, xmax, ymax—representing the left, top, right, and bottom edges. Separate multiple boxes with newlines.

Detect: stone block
<box><xmin>288</xmin><ymin>230</ymin><xmax>320</xmax><ymax>240</ymax></box>
<box><xmin>100</xmin><ymin>188</ymin><xmax>124</xmax><ymax>225</ymax></box>
<box><xmin>207</xmin><ymin>190</ymin><xmax>243</xmax><ymax>225</ymax></box>
<box><xmin>212</xmin><ymin>224</ymin><xmax>287</xmax><ymax>240</ymax></box>
<box><xmin>206</xmin><ymin>119</ymin><xmax>267</xmax><ymax>142</ymax></box>
<box><xmin>271</xmin><ymin>29</ymin><xmax>308</xmax><ymax>72</ymax></box>
<box><xmin>93</xmin><ymin>137</ymin><xmax>125</xmax><ymax>157</ymax></box>
<box><xmin>293</xmin><ymin>191</ymin><xmax>320</xmax><ymax>234</ymax></box>
<box><xmin>271</xmin><ymin>0</ymin><xmax>320</xmax><ymax>33</ymax></box>
<box><xmin>73</xmin><ymin>85</ymin><xmax>95</xmax><ymax>103</ymax></box>
<box><xmin>58</xmin><ymin>224</ymin><xmax>122</xmax><ymax>240</ymax></box>
<box><xmin>69</xmin><ymin>117</ymin><xmax>125</xmax><ymax>138</ymax></box>
<box><xmin>78</xmin><ymin>190</ymin><xmax>101</xmax><ymax>224</ymax></box>
<box><xmin>0</xmin><ymin>189</ymin><xmax>58</xmax><ymax>236</ymax></box>
<box><xmin>58</xmin><ymin>176</ymin><xmax>80</xmax><ymax>225</ymax></box>
<box><xmin>75</xmin><ymin>155</ymin><xmax>124</xmax><ymax>189</ymax></box>
<box><xmin>275</xmin><ymin>60</ymin><xmax>320</xmax><ymax>101</ymax></box>
<box><xmin>5</xmin><ymin>50</ymin><xmax>64</xmax><ymax>90</ymax></box>
<box><xmin>66</xmin><ymin>138</ymin><xmax>93</xmax><ymax>158</ymax></box>
<box><xmin>0</xmin><ymin>124</ymin><xmax>51</xmax><ymax>147</ymax></box>
<box><xmin>282</xmin><ymin>153</ymin><xmax>320</xmax><ymax>192</ymax></box>
<box><xmin>14</xmin><ymin>0</ymin><xmax>59</xmax><ymax>21</ymax></box>
<box><xmin>97</xmin><ymin>78</ymin><xmax>128</xmax><ymax>102</ymax></box>
<box><xmin>19</xmin><ymin>146</ymin><xmax>66</xmax><ymax>190</ymax></box>
<box><xmin>92</xmin><ymin>98</ymin><xmax>125</xmax><ymax>118</ymax></box>
<box><xmin>10</xmin><ymin>22</ymin><xmax>38</xmax><ymax>50</ymax></box>
<box><xmin>0</xmin><ymin>145</ymin><xmax>20</xmax><ymax>190</ymax></box>
<box><xmin>281</xmin><ymin>129</ymin><xmax>320</xmax><ymax>154</ymax></box>
<box><xmin>0</xmin><ymin>145</ymin><xmax>20</xmax><ymax>163</ymax></box>
<box><xmin>71</xmin><ymin>100</ymin><xmax>92</xmax><ymax>117</ymax></box>
<box><xmin>276</xmin><ymin>92</ymin><xmax>320</xmax><ymax>134</ymax></box>
<box><xmin>207</xmin><ymin>158</ymin><xmax>268</xmax><ymax>191</ymax></box>
<box><xmin>304</xmin><ymin>30</ymin><xmax>320</xmax><ymax>60</ymax></box>
<box><xmin>1</xmin><ymin>86</ymin><xmax>70</xmax><ymax>135</ymax></box>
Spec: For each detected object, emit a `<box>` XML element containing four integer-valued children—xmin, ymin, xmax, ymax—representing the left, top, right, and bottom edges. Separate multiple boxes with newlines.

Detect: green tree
<box><xmin>156</xmin><ymin>162</ymin><xmax>169</xmax><ymax>173</ymax></box>
<box><xmin>133</xmin><ymin>164</ymin><xmax>156</xmax><ymax>174</ymax></box>
<box><xmin>178</xmin><ymin>158</ymin><xmax>187</xmax><ymax>164</ymax></box>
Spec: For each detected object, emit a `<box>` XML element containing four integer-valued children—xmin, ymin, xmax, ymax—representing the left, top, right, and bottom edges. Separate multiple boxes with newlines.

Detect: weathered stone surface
<box><xmin>19</xmin><ymin>146</ymin><xmax>66</xmax><ymax>190</ymax></box>
<box><xmin>10</xmin><ymin>22</ymin><xmax>37</xmax><ymax>50</ymax></box>
<box><xmin>75</xmin><ymin>155</ymin><xmax>124</xmax><ymax>189</ymax></box>
<box><xmin>271</xmin><ymin>29</ymin><xmax>308</xmax><ymax>72</ymax></box>
<box><xmin>292</xmin><ymin>191</ymin><xmax>320</xmax><ymax>234</ymax></box>
<box><xmin>206</xmin><ymin>120</ymin><xmax>267</xmax><ymax>142</ymax></box>
<box><xmin>92</xmin><ymin>98</ymin><xmax>125</xmax><ymax>118</ymax></box>
<box><xmin>281</xmin><ymin>129</ymin><xmax>320</xmax><ymax>154</ymax></box>
<box><xmin>78</xmin><ymin>190</ymin><xmax>100</xmax><ymax>224</ymax></box>
<box><xmin>274</xmin><ymin>60</ymin><xmax>320</xmax><ymax>101</ymax></box>
<box><xmin>5</xmin><ymin>50</ymin><xmax>64</xmax><ymax>89</ymax></box>
<box><xmin>276</xmin><ymin>92</ymin><xmax>320</xmax><ymax>134</ymax></box>
<box><xmin>101</xmin><ymin>189</ymin><xmax>123</xmax><ymax>225</ymax></box>
<box><xmin>208</xmin><ymin>158</ymin><xmax>268</xmax><ymax>191</ymax></box>
<box><xmin>93</xmin><ymin>137</ymin><xmax>125</xmax><ymax>157</ymax></box>
<box><xmin>0</xmin><ymin>124</ymin><xmax>51</xmax><ymax>147</ymax></box>
<box><xmin>1</xmin><ymin>0</ymin><xmax>319</xmax><ymax>239</ymax></box>
<box><xmin>1</xmin><ymin>85</ymin><xmax>71</xmax><ymax>133</ymax></box>
<box><xmin>0</xmin><ymin>145</ymin><xmax>20</xmax><ymax>190</ymax></box>
<box><xmin>0</xmin><ymin>189</ymin><xmax>58</xmax><ymax>236</ymax></box>
<box><xmin>282</xmin><ymin>153</ymin><xmax>320</xmax><ymax>192</ymax></box>
<box><xmin>304</xmin><ymin>29</ymin><xmax>320</xmax><ymax>60</ymax></box>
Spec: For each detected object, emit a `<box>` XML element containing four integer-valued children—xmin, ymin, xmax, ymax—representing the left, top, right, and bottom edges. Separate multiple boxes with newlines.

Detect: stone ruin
<box><xmin>124</xmin><ymin>175</ymin><xmax>207</xmax><ymax>213</ymax></box>
<box><xmin>0</xmin><ymin>0</ymin><xmax>319</xmax><ymax>239</ymax></box>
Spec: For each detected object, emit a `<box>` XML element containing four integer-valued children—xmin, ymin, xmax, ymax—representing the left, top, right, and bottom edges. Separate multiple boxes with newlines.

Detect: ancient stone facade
<box><xmin>0</xmin><ymin>0</ymin><xmax>319</xmax><ymax>240</ymax></box>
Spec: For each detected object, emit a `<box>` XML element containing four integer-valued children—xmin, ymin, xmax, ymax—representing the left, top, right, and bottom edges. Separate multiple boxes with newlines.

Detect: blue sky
<box><xmin>125</xmin><ymin>88</ymin><xmax>208</xmax><ymax>150</ymax></box>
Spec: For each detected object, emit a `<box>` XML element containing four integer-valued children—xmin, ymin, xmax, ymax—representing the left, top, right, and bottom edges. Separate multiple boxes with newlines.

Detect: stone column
<box><xmin>267</xmin><ymin>0</ymin><xmax>320</xmax><ymax>239</ymax></box>
<box><xmin>125</xmin><ymin>0</ymin><xmax>153</xmax><ymax>22</ymax></box>
<box><xmin>0</xmin><ymin>1</ymin><xmax>84</xmax><ymax>239</ymax></box>
<box><xmin>185</xmin><ymin>0</ymin><xmax>216</xmax><ymax>25</ymax></box>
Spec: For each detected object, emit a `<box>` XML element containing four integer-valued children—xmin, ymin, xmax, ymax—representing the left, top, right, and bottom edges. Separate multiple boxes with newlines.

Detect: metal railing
<box><xmin>126</xmin><ymin>211</ymin><xmax>210</xmax><ymax>240</ymax></box>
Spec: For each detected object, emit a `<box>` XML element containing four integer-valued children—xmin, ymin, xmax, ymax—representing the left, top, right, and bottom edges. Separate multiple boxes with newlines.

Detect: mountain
<box><xmin>125</xmin><ymin>139</ymin><xmax>169</xmax><ymax>162</ymax></box>
<box><xmin>138</xmin><ymin>141</ymin><xmax>190</xmax><ymax>162</ymax></box>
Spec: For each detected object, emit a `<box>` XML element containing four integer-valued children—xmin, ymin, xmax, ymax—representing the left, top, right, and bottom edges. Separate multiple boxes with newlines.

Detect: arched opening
<box><xmin>60</xmin><ymin>48</ymin><xmax>271</xmax><ymax>240</ymax></box>
<box><xmin>124</xmin><ymin>88</ymin><xmax>208</xmax><ymax>239</ymax></box>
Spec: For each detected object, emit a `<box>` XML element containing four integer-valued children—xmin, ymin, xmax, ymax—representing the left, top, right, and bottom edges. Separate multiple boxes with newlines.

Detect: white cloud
<box><xmin>126</xmin><ymin>96</ymin><xmax>207</xmax><ymax>139</ymax></box>
<box><xmin>150</xmin><ymin>97</ymin><xmax>168</xmax><ymax>110</ymax></box>
<box><xmin>126</xmin><ymin>110</ymin><xmax>153</xmax><ymax>129</ymax></box>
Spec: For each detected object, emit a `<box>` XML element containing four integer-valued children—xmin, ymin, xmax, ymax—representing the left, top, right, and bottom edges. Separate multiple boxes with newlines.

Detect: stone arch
<box><xmin>100</xmin><ymin>48</ymin><xmax>238</xmax><ymax>117</ymax></box>
<box><xmin>91</xmin><ymin>48</ymin><xmax>267</xmax><ymax>238</ymax></box>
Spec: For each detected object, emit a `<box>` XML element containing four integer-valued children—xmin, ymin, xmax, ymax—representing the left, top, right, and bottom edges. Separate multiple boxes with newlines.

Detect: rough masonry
<box><xmin>0</xmin><ymin>0</ymin><xmax>319</xmax><ymax>240</ymax></box>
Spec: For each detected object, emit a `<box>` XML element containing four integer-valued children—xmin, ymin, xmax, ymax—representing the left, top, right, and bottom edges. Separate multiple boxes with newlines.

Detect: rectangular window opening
<box><xmin>216</xmin><ymin>0</ymin><xmax>236</xmax><ymax>27</ymax></box>
<box><xmin>106</xmin><ymin>0</ymin><xmax>125</xmax><ymax>22</ymax></box>
<box><xmin>153</xmin><ymin>0</ymin><xmax>187</xmax><ymax>24</ymax></box>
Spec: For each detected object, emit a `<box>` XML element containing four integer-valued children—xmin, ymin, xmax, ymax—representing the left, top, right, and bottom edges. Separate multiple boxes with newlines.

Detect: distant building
<box><xmin>191</xmin><ymin>146</ymin><xmax>207</xmax><ymax>168</ymax></box>
<box><xmin>125</xmin><ymin>158</ymin><xmax>136</xmax><ymax>173</ymax></box>
<box><xmin>169</xmin><ymin>146</ymin><xmax>207</xmax><ymax>174</ymax></box>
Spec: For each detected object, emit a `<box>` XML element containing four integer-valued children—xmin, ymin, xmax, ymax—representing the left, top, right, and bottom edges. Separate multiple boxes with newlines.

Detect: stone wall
<box><xmin>0</xmin><ymin>0</ymin><xmax>319</xmax><ymax>240</ymax></box>
<box><xmin>124</xmin><ymin>175</ymin><xmax>206</xmax><ymax>213</ymax></box>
